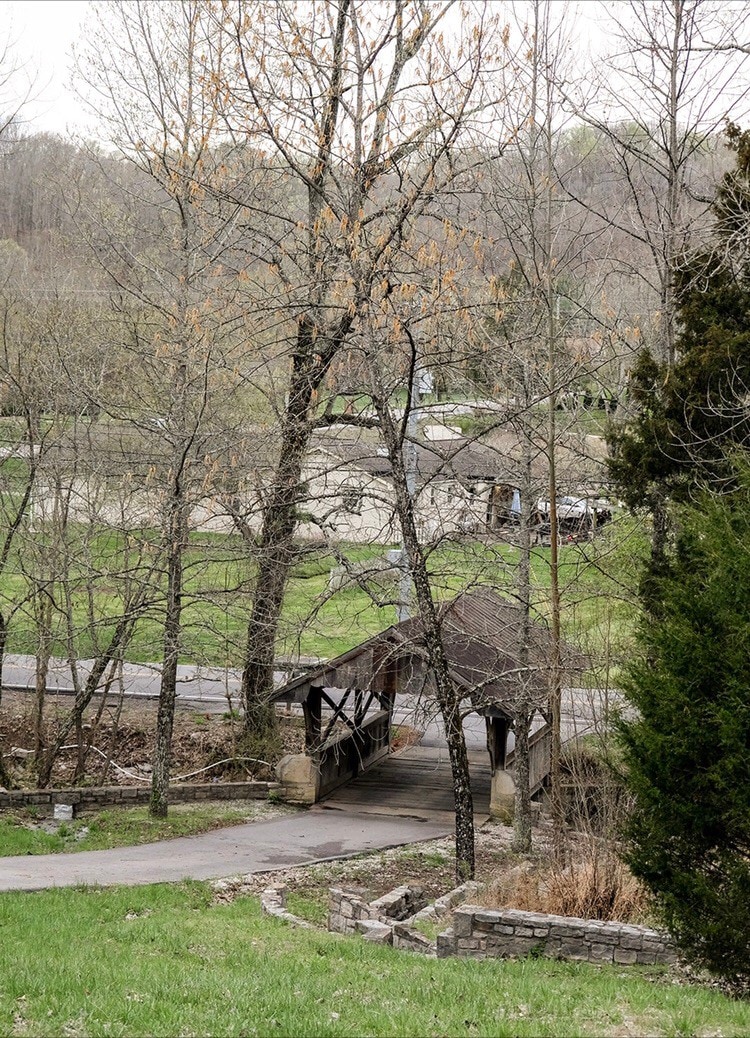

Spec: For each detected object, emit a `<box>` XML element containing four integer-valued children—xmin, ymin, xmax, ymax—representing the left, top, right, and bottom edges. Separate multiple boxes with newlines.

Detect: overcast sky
<box><xmin>2</xmin><ymin>0</ymin><xmax>610</xmax><ymax>138</ymax></box>
<box><xmin>5</xmin><ymin>0</ymin><xmax>91</xmax><ymax>135</ymax></box>
<box><xmin>4</xmin><ymin>0</ymin><xmax>749</xmax><ymax>143</ymax></box>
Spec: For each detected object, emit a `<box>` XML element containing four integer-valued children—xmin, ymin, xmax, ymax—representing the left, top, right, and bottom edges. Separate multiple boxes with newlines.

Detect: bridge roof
<box><xmin>272</xmin><ymin>587</ymin><xmax>586</xmax><ymax>711</ymax></box>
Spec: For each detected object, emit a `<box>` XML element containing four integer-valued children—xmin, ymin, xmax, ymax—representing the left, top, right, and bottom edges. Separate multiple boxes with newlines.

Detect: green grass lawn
<box><xmin>0</xmin><ymin>518</ymin><xmax>645</xmax><ymax>667</ymax></box>
<box><xmin>0</xmin><ymin>802</ymin><xmax>292</xmax><ymax>857</ymax></box>
<box><xmin>0</xmin><ymin>883</ymin><xmax>746</xmax><ymax>1037</ymax></box>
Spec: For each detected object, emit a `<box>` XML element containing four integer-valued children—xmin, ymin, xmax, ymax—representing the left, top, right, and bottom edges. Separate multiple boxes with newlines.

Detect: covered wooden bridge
<box><xmin>272</xmin><ymin>588</ymin><xmax>581</xmax><ymax>819</ymax></box>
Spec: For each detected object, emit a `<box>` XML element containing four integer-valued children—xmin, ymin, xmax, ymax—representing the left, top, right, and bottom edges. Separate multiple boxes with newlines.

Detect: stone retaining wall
<box><xmin>328</xmin><ymin>887</ymin><xmax>676</xmax><ymax>969</ymax></box>
<box><xmin>260</xmin><ymin>884</ymin><xmax>313</xmax><ymax>929</ymax></box>
<box><xmin>328</xmin><ymin>885</ymin><xmax>426</xmax><ymax>936</ymax></box>
<box><xmin>329</xmin><ymin>883</ymin><xmax>476</xmax><ymax>954</ymax></box>
<box><xmin>438</xmin><ymin>905</ymin><xmax>676</xmax><ymax>966</ymax></box>
<box><xmin>410</xmin><ymin>881</ymin><xmax>482</xmax><ymax>926</ymax></box>
<box><xmin>0</xmin><ymin>781</ymin><xmax>277</xmax><ymax>815</ymax></box>
<box><xmin>392</xmin><ymin>922</ymin><xmax>434</xmax><ymax>954</ymax></box>
<box><xmin>328</xmin><ymin>888</ymin><xmax>377</xmax><ymax>935</ymax></box>
<box><xmin>370</xmin><ymin>885</ymin><xmax>427</xmax><ymax>921</ymax></box>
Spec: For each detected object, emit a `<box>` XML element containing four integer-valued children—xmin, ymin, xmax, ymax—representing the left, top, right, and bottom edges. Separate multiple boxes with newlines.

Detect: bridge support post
<box><xmin>486</xmin><ymin>715</ymin><xmax>515</xmax><ymax>823</ymax></box>
<box><xmin>275</xmin><ymin>753</ymin><xmax>320</xmax><ymax>805</ymax></box>
<box><xmin>303</xmin><ymin>686</ymin><xmax>323</xmax><ymax>750</ymax></box>
<box><xmin>490</xmin><ymin>768</ymin><xmax>515</xmax><ymax>823</ymax></box>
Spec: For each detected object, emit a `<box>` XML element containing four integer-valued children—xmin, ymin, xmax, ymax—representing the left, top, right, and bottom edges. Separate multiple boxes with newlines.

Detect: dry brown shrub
<box><xmin>482</xmin><ymin>862</ymin><xmax>545</xmax><ymax>914</ymax></box>
<box><xmin>478</xmin><ymin>735</ymin><xmax>650</xmax><ymax>925</ymax></box>
<box><xmin>543</xmin><ymin>852</ymin><xmax>649</xmax><ymax>923</ymax></box>
<box><xmin>480</xmin><ymin>849</ymin><xmax>650</xmax><ymax>924</ymax></box>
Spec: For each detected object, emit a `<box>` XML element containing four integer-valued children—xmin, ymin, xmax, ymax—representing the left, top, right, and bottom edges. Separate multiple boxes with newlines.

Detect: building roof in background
<box><xmin>26</xmin><ymin>412</ymin><xmax>608</xmax><ymax>498</ymax></box>
<box><xmin>310</xmin><ymin>424</ymin><xmax>607</xmax><ymax>493</ymax></box>
<box><xmin>310</xmin><ymin>429</ymin><xmax>500</xmax><ymax>482</ymax></box>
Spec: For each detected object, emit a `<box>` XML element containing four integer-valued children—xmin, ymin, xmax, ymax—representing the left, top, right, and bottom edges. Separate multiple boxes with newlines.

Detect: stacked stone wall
<box><xmin>329</xmin><ymin>883</ymin><xmax>473</xmax><ymax>954</ymax></box>
<box><xmin>370</xmin><ymin>885</ymin><xmax>426</xmax><ymax>921</ymax></box>
<box><xmin>328</xmin><ymin>885</ymin><xmax>426</xmax><ymax>937</ymax></box>
<box><xmin>328</xmin><ymin>888</ymin><xmax>379</xmax><ymax>935</ymax></box>
<box><xmin>392</xmin><ymin>922</ymin><xmax>434</xmax><ymax>953</ymax></box>
<box><xmin>0</xmin><ymin>781</ymin><xmax>276</xmax><ymax>815</ymax></box>
<box><xmin>259</xmin><ymin>884</ymin><xmax>313</xmax><ymax>929</ymax></box>
<box><xmin>438</xmin><ymin>906</ymin><xmax>676</xmax><ymax>966</ymax></box>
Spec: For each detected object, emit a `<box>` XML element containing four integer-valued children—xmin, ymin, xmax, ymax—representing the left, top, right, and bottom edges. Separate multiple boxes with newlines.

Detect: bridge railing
<box><xmin>315</xmin><ymin>709</ymin><xmax>391</xmax><ymax>799</ymax></box>
<box><xmin>505</xmin><ymin>722</ymin><xmax>552</xmax><ymax>796</ymax></box>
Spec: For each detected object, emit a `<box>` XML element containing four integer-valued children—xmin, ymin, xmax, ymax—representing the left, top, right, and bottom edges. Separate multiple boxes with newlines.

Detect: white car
<box><xmin>536</xmin><ymin>496</ymin><xmax>588</xmax><ymax>520</ymax></box>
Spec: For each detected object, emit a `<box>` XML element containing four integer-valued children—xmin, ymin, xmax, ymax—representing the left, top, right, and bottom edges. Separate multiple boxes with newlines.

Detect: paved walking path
<box><xmin>0</xmin><ymin>805</ymin><xmax>451</xmax><ymax>892</ymax></box>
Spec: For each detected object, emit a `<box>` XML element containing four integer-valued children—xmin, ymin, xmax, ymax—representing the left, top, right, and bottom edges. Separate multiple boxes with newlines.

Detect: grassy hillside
<box><xmin>1</xmin><ymin>882</ymin><xmax>746</xmax><ymax>1037</ymax></box>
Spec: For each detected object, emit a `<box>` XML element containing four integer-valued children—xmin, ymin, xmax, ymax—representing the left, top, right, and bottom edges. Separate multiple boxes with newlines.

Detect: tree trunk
<box><xmin>32</xmin><ymin>600</ymin><xmax>52</xmax><ymax>772</ymax></box>
<box><xmin>547</xmin><ymin>366</ymin><xmax>565</xmax><ymax>863</ymax></box>
<box><xmin>375</xmin><ymin>396</ymin><xmax>475</xmax><ymax>881</ymax></box>
<box><xmin>651</xmin><ymin>490</ymin><xmax>669</xmax><ymax>565</ymax></box>
<box><xmin>414</xmin><ymin>573</ymin><xmax>475</xmax><ymax>881</ymax></box>
<box><xmin>444</xmin><ymin>703</ymin><xmax>476</xmax><ymax>880</ymax></box>
<box><xmin>241</xmin><ymin>326</ymin><xmax>348</xmax><ymax>736</ymax></box>
<box><xmin>512</xmin><ymin>420</ymin><xmax>535</xmax><ymax>853</ymax></box>
<box><xmin>641</xmin><ymin>488</ymin><xmax>671</xmax><ymax>613</ymax></box>
<box><xmin>0</xmin><ymin>612</ymin><xmax>11</xmax><ymax>788</ymax></box>
<box><xmin>512</xmin><ymin>706</ymin><xmax>533</xmax><ymax>853</ymax></box>
<box><xmin>150</xmin><ymin>499</ymin><xmax>188</xmax><ymax>818</ymax></box>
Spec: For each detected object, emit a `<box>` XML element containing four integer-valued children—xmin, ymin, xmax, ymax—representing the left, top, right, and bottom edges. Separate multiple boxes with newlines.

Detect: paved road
<box><xmin>2</xmin><ymin>654</ymin><xmax>248</xmax><ymax>710</ymax></box>
<box><xmin>2</xmin><ymin>656</ymin><xmax>619</xmax><ymax>741</ymax></box>
<box><xmin>0</xmin><ymin>803</ymin><xmax>450</xmax><ymax>892</ymax></box>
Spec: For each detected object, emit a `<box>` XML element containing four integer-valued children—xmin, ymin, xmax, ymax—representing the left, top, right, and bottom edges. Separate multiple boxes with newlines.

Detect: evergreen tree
<box><xmin>618</xmin><ymin>471</ymin><xmax>750</xmax><ymax>985</ymax></box>
<box><xmin>609</xmin><ymin>125</ymin><xmax>750</xmax><ymax>511</ymax></box>
<box><xmin>615</xmin><ymin>126</ymin><xmax>750</xmax><ymax>985</ymax></box>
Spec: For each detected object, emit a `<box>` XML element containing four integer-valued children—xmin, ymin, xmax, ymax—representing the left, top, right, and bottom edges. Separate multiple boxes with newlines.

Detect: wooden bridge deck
<box><xmin>316</xmin><ymin>745</ymin><xmax>491</xmax><ymax>824</ymax></box>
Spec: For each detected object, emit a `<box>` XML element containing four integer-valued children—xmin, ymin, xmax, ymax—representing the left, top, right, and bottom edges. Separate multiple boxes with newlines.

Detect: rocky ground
<box><xmin>212</xmin><ymin>824</ymin><xmax>521</xmax><ymax>908</ymax></box>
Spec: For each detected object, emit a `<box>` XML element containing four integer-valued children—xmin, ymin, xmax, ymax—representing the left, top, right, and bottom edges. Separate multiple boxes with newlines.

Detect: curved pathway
<box><xmin>0</xmin><ymin>804</ymin><xmax>451</xmax><ymax>893</ymax></box>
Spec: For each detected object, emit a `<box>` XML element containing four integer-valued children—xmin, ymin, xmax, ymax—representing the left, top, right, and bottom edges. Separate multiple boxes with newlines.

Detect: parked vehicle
<box><xmin>534</xmin><ymin>495</ymin><xmax>614</xmax><ymax>540</ymax></box>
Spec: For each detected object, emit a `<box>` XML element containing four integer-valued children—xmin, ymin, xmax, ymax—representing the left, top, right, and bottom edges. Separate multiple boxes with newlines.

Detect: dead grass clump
<box><xmin>480</xmin><ymin>851</ymin><xmax>650</xmax><ymax>925</ymax></box>
<box><xmin>543</xmin><ymin>853</ymin><xmax>649</xmax><ymax>923</ymax></box>
<box><xmin>481</xmin><ymin>861</ymin><xmax>544</xmax><ymax>913</ymax></box>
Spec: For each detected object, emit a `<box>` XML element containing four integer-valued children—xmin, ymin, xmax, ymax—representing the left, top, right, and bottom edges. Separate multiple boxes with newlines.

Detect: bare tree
<box><xmin>28</xmin><ymin>435</ymin><xmax>165</xmax><ymax>788</ymax></box>
<box><xmin>567</xmin><ymin>1</ymin><xmax>750</xmax><ymax>368</ymax></box>
<box><xmin>0</xmin><ymin>22</ymin><xmax>35</xmax><ymax>142</ymax></box>
<box><xmin>212</xmin><ymin>0</ymin><xmax>506</xmax><ymax>743</ymax></box>
<box><xmin>0</xmin><ymin>244</ymin><xmax>48</xmax><ymax>787</ymax></box>
<box><xmin>0</xmin><ymin>275</ymin><xmax>164</xmax><ymax>790</ymax></box>
<box><xmin>0</xmin><ymin>27</ymin><xmax>43</xmax><ymax>788</ymax></box>
<box><xmin>77</xmin><ymin>0</ymin><xmax>252</xmax><ymax>815</ymax></box>
<box><xmin>464</xmin><ymin>0</ymin><xmax>614</xmax><ymax>856</ymax></box>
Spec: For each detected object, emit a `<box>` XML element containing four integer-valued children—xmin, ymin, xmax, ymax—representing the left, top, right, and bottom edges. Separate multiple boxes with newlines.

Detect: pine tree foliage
<box><xmin>619</xmin><ymin>472</ymin><xmax>750</xmax><ymax>984</ymax></box>
<box><xmin>608</xmin><ymin>125</ymin><xmax>750</xmax><ymax>508</ymax></box>
<box><xmin>615</xmin><ymin>125</ymin><xmax>750</xmax><ymax>985</ymax></box>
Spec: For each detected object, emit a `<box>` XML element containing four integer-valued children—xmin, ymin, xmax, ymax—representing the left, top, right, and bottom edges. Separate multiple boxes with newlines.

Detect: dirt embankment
<box><xmin>0</xmin><ymin>690</ymin><xmax>304</xmax><ymax>789</ymax></box>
